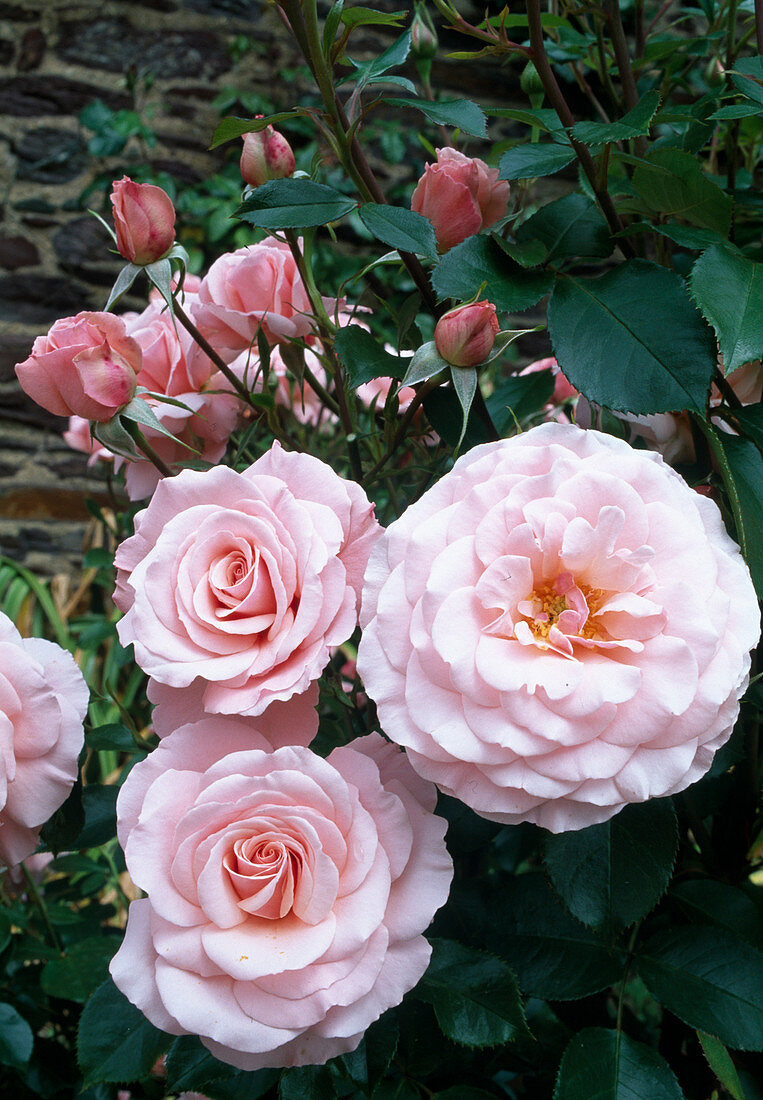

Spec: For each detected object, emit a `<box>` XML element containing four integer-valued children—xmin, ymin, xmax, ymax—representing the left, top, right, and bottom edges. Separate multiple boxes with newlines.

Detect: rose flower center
<box><xmin>223</xmin><ymin>832</ymin><xmax>305</xmax><ymax>920</ymax></box>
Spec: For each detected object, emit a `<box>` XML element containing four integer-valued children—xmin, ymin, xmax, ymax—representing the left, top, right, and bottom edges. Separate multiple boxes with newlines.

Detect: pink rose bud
<box><xmin>411</xmin><ymin>147</ymin><xmax>510</xmax><ymax>253</ymax></box>
<box><xmin>240</xmin><ymin>126</ymin><xmax>296</xmax><ymax>188</ymax></box>
<box><xmin>434</xmin><ymin>300</ymin><xmax>500</xmax><ymax>367</ymax></box>
<box><xmin>110</xmin><ymin>176</ymin><xmax>176</xmax><ymax>265</ymax></box>
<box><xmin>411</xmin><ymin>5</ymin><xmax>438</xmax><ymax>59</ymax></box>
<box><xmin>16</xmin><ymin>311</ymin><xmax>140</xmax><ymax>422</ymax></box>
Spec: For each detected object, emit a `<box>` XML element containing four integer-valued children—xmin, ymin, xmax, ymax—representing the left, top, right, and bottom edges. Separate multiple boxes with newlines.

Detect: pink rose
<box><xmin>0</xmin><ymin>612</ymin><xmax>88</xmax><ymax>867</ymax></box>
<box><xmin>411</xmin><ymin>148</ymin><xmax>510</xmax><ymax>253</ymax></box>
<box><xmin>357</xmin><ymin>422</ymin><xmax>760</xmax><ymax>833</ymax></box>
<box><xmin>110</xmin><ymin>730</ymin><xmax>452</xmax><ymax>1068</ymax></box>
<box><xmin>240</xmin><ymin>126</ymin><xmax>296</xmax><ymax>187</ymax></box>
<box><xmin>110</xmin><ymin>176</ymin><xmax>176</xmax><ymax>265</ymax></box>
<box><xmin>434</xmin><ymin>300</ymin><xmax>500</xmax><ymax>367</ymax></box>
<box><xmin>63</xmin><ymin>416</ymin><xmax>113</xmax><ymax>466</ymax></box>
<box><xmin>114</xmin><ymin>443</ymin><xmax>381</xmax><ymax>716</ymax></box>
<box><xmin>193</xmin><ymin>239</ymin><xmax>319</xmax><ymax>354</ymax></box>
<box><xmin>127</xmin><ymin>299</ymin><xmax>214</xmax><ymax>397</ymax></box>
<box><xmin>15</xmin><ymin>312</ymin><xmax>140</xmax><ymax>422</ymax></box>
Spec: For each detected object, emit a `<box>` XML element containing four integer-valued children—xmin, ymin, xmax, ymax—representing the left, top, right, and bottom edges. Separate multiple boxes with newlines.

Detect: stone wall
<box><xmin>0</xmin><ymin>0</ymin><xmax>541</xmax><ymax>574</ymax></box>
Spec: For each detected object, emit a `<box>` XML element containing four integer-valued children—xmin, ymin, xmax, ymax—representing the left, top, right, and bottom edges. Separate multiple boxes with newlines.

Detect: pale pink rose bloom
<box><xmin>411</xmin><ymin>147</ymin><xmax>510</xmax><ymax>253</ymax></box>
<box><xmin>110</xmin><ymin>176</ymin><xmax>176</xmax><ymax>266</ymax></box>
<box><xmin>356</xmin><ymin>375</ymin><xmax>416</xmax><ymax>412</ymax></box>
<box><xmin>0</xmin><ymin>612</ymin><xmax>89</xmax><ymax>867</ymax></box>
<box><xmin>110</xmin><ymin>732</ymin><xmax>452</xmax><ymax>1069</ymax></box>
<box><xmin>114</xmin><ymin>443</ymin><xmax>381</xmax><ymax>716</ymax></box>
<box><xmin>193</xmin><ymin>239</ymin><xmax>321</xmax><ymax>355</ymax></box>
<box><xmin>147</xmin><ymin>677</ymin><xmax>319</xmax><ymax>743</ymax></box>
<box><xmin>127</xmin><ymin>299</ymin><xmax>214</xmax><ymax>397</ymax></box>
<box><xmin>357</xmin><ymin>422</ymin><xmax>760</xmax><ymax>833</ymax></box>
<box><xmin>15</xmin><ymin>312</ymin><xmax>140</xmax><ymax>422</ymax></box>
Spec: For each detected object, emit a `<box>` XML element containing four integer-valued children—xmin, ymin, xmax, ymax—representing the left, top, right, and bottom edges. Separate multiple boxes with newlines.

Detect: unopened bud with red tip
<box><xmin>240</xmin><ymin>126</ymin><xmax>296</xmax><ymax>188</ymax></box>
<box><xmin>110</xmin><ymin>177</ymin><xmax>176</xmax><ymax>265</ymax></box>
<box><xmin>434</xmin><ymin>301</ymin><xmax>500</xmax><ymax>367</ymax></box>
<box><xmin>411</xmin><ymin>3</ymin><xmax>438</xmax><ymax>60</ymax></box>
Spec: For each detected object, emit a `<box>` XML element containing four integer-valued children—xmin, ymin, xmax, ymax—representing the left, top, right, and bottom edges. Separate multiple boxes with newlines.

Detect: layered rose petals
<box><xmin>0</xmin><ymin>612</ymin><xmax>89</xmax><ymax>867</ymax></box>
<box><xmin>114</xmin><ymin>443</ymin><xmax>380</xmax><ymax>717</ymax></box>
<box><xmin>357</xmin><ymin>422</ymin><xmax>760</xmax><ymax>833</ymax></box>
<box><xmin>110</xmin><ymin>732</ymin><xmax>452</xmax><ymax>1068</ymax></box>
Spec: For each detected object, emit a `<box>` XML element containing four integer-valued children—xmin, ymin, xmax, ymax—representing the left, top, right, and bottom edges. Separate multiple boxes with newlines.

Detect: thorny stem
<box><xmin>172</xmin><ymin>300</ymin><xmax>262</xmax><ymax>413</ymax></box>
<box><xmin>713</xmin><ymin>367</ymin><xmax>744</xmax><ymax>410</ymax></box>
<box><xmin>122</xmin><ymin>418</ymin><xmax>174</xmax><ymax>478</ymax></box>
<box><xmin>756</xmin><ymin>0</ymin><xmax>763</xmax><ymax>52</ymax></box>
<box><xmin>283</xmin><ymin>230</ymin><xmax>364</xmax><ymax>482</ymax></box>
<box><xmin>606</xmin><ymin>0</ymin><xmax>648</xmax><ymax>157</ymax></box>
<box><xmin>364</xmin><ymin>374</ymin><xmax>443</xmax><ymax>484</ymax></box>
<box><xmin>526</xmin><ymin>1</ymin><xmax>636</xmax><ymax>257</ymax></box>
<box><xmin>724</xmin><ymin>0</ymin><xmax>741</xmax><ymax>240</ymax></box>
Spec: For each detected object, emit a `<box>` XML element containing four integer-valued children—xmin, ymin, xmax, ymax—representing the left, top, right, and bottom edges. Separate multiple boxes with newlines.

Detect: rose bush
<box><xmin>0</xmin><ymin>611</ymin><xmax>88</xmax><ymax>867</ymax></box>
<box><xmin>114</xmin><ymin>443</ymin><xmax>380</xmax><ymax>716</ymax></box>
<box><xmin>109</xmin><ymin>729</ymin><xmax>452</xmax><ymax>1068</ymax></box>
<box><xmin>358</xmin><ymin>422</ymin><xmax>760</xmax><ymax>832</ymax></box>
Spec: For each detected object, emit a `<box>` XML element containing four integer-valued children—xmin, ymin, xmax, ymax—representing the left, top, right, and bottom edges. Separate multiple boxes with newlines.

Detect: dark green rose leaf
<box><xmin>732</xmin><ymin>402</ymin><xmax>763</xmax><ymax>450</ymax></box>
<box><xmin>42</xmin><ymin>936</ymin><xmax>120</xmax><ymax>1003</ymax></box>
<box><xmin>210</xmin><ymin>111</ymin><xmax>301</xmax><ymax>148</ymax></box>
<box><xmin>486</xmin><ymin>370</ymin><xmax>556</xmax><ymax>434</ymax></box>
<box><xmin>77</xmin><ymin>979</ymin><xmax>171</xmax><ymax>1086</ymax></box>
<box><xmin>499</xmin><ymin>142</ymin><xmax>575</xmax><ymax>181</ymax></box>
<box><xmin>204</xmin><ymin>1068</ymin><xmax>280</xmax><ymax>1100</ymax></box>
<box><xmin>703</xmin><ymin>426</ymin><xmax>763</xmax><ymax>597</ymax></box>
<box><xmin>384</xmin><ymin>96</ymin><xmax>487</xmax><ymax>138</ymax></box>
<box><xmin>669</xmin><ymin>880</ymin><xmax>761</xmax><ymax>944</ymax></box>
<box><xmin>433</xmin><ymin>236</ymin><xmax>553</xmax><ymax>312</ymax></box>
<box><xmin>72</xmin><ymin>785</ymin><xmax>118</xmax><ymax>849</ymax></box>
<box><xmin>86</xmin><ymin>723</ymin><xmax>141</xmax><ymax>753</ymax></box>
<box><xmin>631</xmin><ymin>148</ymin><xmax>732</xmax><ymax>234</ymax></box>
<box><xmin>340</xmin><ymin>7</ymin><xmax>407</xmax><ymax>28</ymax></box>
<box><xmin>40</xmin><ymin>775</ymin><xmax>85</xmax><ymax>855</ymax></box>
<box><xmin>493</xmin><ymin>874</ymin><xmax>626</xmax><ymax>1000</ymax></box>
<box><xmin>416</xmin><ymin>939</ymin><xmax>527</xmax><ymax>1048</ymax></box>
<box><xmin>334</xmin><ymin>325</ymin><xmax>408</xmax><ymax>388</ymax></box>
<box><xmin>340</xmin><ymin>1011</ymin><xmax>399</xmax><ymax>1092</ymax></box>
<box><xmin>279</xmin><ymin>1064</ymin><xmax>336</xmax><ymax>1099</ymax></box>
<box><xmin>554</xmin><ymin>1027</ymin><xmax>685</xmax><ymax>1100</ymax></box>
<box><xmin>0</xmin><ymin>1003</ymin><xmax>34</xmax><ymax>1069</ymax></box>
<box><xmin>238</xmin><ymin>179</ymin><xmax>356</xmax><ymax>229</ymax></box>
<box><xmin>571</xmin><ymin>89</ymin><xmax>661</xmax><ymax>145</ymax></box>
<box><xmin>698</xmin><ymin>1032</ymin><xmax>746</xmax><ymax>1100</ymax></box>
<box><xmin>545</xmin><ymin>799</ymin><xmax>678</xmax><ymax>936</ymax></box>
<box><xmin>358</xmin><ymin>204</ymin><xmax>437</xmax><ymax>257</ymax></box>
<box><xmin>730</xmin><ymin>57</ymin><xmax>763</xmax><ymax>106</ymax></box>
<box><xmin>690</xmin><ymin>245</ymin><xmax>763</xmax><ymax>373</ymax></box>
<box><xmin>165</xmin><ymin>1035</ymin><xmax>238</xmax><ymax>1093</ymax></box>
<box><xmin>636</xmin><ymin>926</ymin><xmax>763</xmax><ymax>1050</ymax></box>
<box><xmin>516</xmin><ymin>194</ymin><xmax>612</xmax><ymax>262</ymax></box>
<box><xmin>547</xmin><ymin>260</ymin><xmax>716</xmax><ymax>414</ymax></box>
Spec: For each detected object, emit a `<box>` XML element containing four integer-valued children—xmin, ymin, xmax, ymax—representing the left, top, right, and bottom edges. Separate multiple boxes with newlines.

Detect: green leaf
<box><xmin>702</xmin><ymin>427</ymin><xmax>763</xmax><ymax>597</ymax></box>
<box><xmin>86</xmin><ymin>723</ymin><xmax>140</xmax><ymax>753</ymax></box>
<box><xmin>669</xmin><ymin>880</ymin><xmax>761</xmax><ymax>944</ymax></box>
<box><xmin>200</xmin><ymin>1068</ymin><xmax>279</xmax><ymax>1100</ymax></box>
<box><xmin>433</xmin><ymin>236</ymin><xmax>553</xmax><ymax>312</ymax></box>
<box><xmin>340</xmin><ymin>1011</ymin><xmax>399</xmax><ymax>1091</ymax></box>
<box><xmin>346</xmin><ymin>29</ymin><xmax>411</xmax><ymax>88</ymax></box>
<box><xmin>636</xmin><ymin>926</ymin><xmax>763</xmax><ymax>1050</ymax></box>
<box><xmin>358</xmin><ymin>204</ymin><xmax>437</xmax><ymax>257</ymax></box>
<box><xmin>42</xmin><ymin>937</ymin><xmax>119</xmax><ymax>1003</ymax></box>
<box><xmin>340</xmin><ymin>6</ymin><xmax>406</xmax><ymax>27</ymax></box>
<box><xmin>40</xmin><ymin>777</ymin><xmax>85</xmax><ymax>855</ymax></box>
<box><xmin>164</xmin><ymin>1036</ymin><xmax>238</xmax><ymax>1093</ymax></box>
<box><xmin>708</xmin><ymin>103</ymin><xmax>761</xmax><ymax>119</ymax></box>
<box><xmin>652</xmin><ymin>224</ymin><xmax>729</xmax><ymax>250</ymax></box>
<box><xmin>334</xmin><ymin>325</ymin><xmax>408</xmax><ymax>388</ymax></box>
<box><xmin>401</xmin><ymin>341</ymin><xmax>449</xmax><ymax>387</ymax></box>
<box><xmin>571</xmin><ymin>89</ymin><xmax>661</xmax><ymax>145</ymax></box>
<box><xmin>120</xmin><ymin>396</ymin><xmax>192</xmax><ymax>447</ymax></box>
<box><xmin>490</xmin><ymin>874</ymin><xmax>625</xmax><ymax>999</ymax></box>
<box><xmin>210</xmin><ymin>111</ymin><xmax>301</xmax><ymax>149</ymax></box>
<box><xmin>631</xmin><ymin>149</ymin><xmax>732</xmax><ymax>234</ymax></box>
<box><xmin>554</xmin><ymin>1027</ymin><xmax>685</xmax><ymax>1100</ymax></box>
<box><xmin>416</xmin><ymin>939</ymin><xmax>526</xmax><ymax>1048</ymax></box>
<box><xmin>0</xmin><ymin>1004</ymin><xmax>34</xmax><ymax>1069</ymax></box>
<box><xmin>690</xmin><ymin>245</ymin><xmax>763</xmax><ymax>373</ymax></box>
<box><xmin>499</xmin><ymin>143</ymin><xmax>576</xmax><ymax>181</ymax></box>
<box><xmin>450</xmin><ymin>366</ymin><xmax>478</xmax><ymax>450</ymax></box>
<box><xmin>77</xmin><ymin>979</ymin><xmax>171</xmax><ymax>1086</ymax></box>
<box><xmin>237</xmin><ymin>179</ymin><xmax>356</xmax><ymax>229</ymax></box>
<box><xmin>72</xmin><ymin>785</ymin><xmax>118</xmax><ymax>849</ymax></box>
<box><xmin>384</xmin><ymin>96</ymin><xmax>487</xmax><ymax>138</ymax></box>
<box><xmin>104</xmin><ymin>261</ymin><xmax>142</xmax><ymax>311</ymax></box>
<box><xmin>516</xmin><ymin>193</ymin><xmax>612</xmax><ymax>262</ymax></box>
<box><xmin>486</xmin><ymin>370</ymin><xmax>555</xmax><ymax>433</ymax></box>
<box><xmin>730</xmin><ymin>57</ymin><xmax>763</xmax><ymax>106</ymax></box>
<box><xmin>490</xmin><ymin>106</ymin><xmax>566</xmax><ymax>134</ymax></box>
<box><xmin>732</xmin><ymin>402</ymin><xmax>763</xmax><ymax>451</ymax></box>
<box><xmin>698</xmin><ymin>1032</ymin><xmax>747</xmax><ymax>1100</ymax></box>
<box><xmin>545</xmin><ymin>800</ymin><xmax>678</xmax><ymax>937</ymax></box>
<box><xmin>547</xmin><ymin>260</ymin><xmax>716</xmax><ymax>414</ymax></box>
<box><xmin>279</xmin><ymin>1065</ymin><xmax>335</xmax><ymax>1099</ymax></box>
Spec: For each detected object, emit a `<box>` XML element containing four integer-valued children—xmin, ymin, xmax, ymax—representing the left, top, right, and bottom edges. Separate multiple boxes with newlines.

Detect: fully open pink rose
<box><xmin>0</xmin><ymin>612</ymin><xmax>89</xmax><ymax>867</ymax></box>
<box><xmin>15</xmin><ymin>312</ymin><xmax>140</xmax><ymax>422</ymax></box>
<box><xmin>193</xmin><ymin>239</ymin><xmax>320</xmax><ymax>355</ymax></box>
<box><xmin>357</xmin><ymin>423</ymin><xmax>760</xmax><ymax>833</ymax></box>
<box><xmin>114</xmin><ymin>443</ymin><xmax>380</xmax><ymax>716</ymax></box>
<box><xmin>147</xmin><ymin>678</ymin><xmax>319</xmax><ymax>742</ymax></box>
<box><xmin>110</xmin><ymin>731</ymin><xmax>452</xmax><ymax>1068</ymax></box>
<box><xmin>411</xmin><ymin>148</ymin><xmax>510</xmax><ymax>253</ymax></box>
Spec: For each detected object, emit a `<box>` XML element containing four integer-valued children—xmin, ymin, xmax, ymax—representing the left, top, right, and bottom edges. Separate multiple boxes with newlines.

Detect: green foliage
<box><xmin>690</xmin><ymin>244</ymin><xmax>763</xmax><ymax>373</ymax></box>
<box><xmin>433</xmin><ymin>236</ymin><xmax>553</xmax><ymax>312</ymax></box>
<box><xmin>238</xmin><ymin>179</ymin><xmax>357</xmax><ymax>229</ymax></box>
<box><xmin>499</xmin><ymin>142</ymin><xmax>576</xmax><ymax>180</ymax></box>
<box><xmin>554</xmin><ymin>1028</ymin><xmax>685</xmax><ymax>1100</ymax></box>
<box><xmin>515</xmin><ymin>194</ymin><xmax>612</xmax><ymax>261</ymax></box>
<box><xmin>359</xmin><ymin>204</ymin><xmax>438</xmax><ymax>257</ymax></box>
<box><xmin>77</xmin><ymin>980</ymin><xmax>170</xmax><ymax>1086</ymax></box>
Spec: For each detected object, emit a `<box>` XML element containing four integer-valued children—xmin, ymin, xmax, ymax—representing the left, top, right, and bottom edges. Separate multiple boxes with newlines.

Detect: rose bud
<box><xmin>110</xmin><ymin>176</ymin><xmax>176</xmax><ymax>265</ymax></box>
<box><xmin>240</xmin><ymin>126</ymin><xmax>296</xmax><ymax>188</ymax></box>
<box><xmin>434</xmin><ymin>300</ymin><xmax>500</xmax><ymax>367</ymax></box>
<box><xmin>15</xmin><ymin>311</ymin><xmax>140</xmax><ymax>422</ymax></box>
<box><xmin>411</xmin><ymin>4</ymin><xmax>438</xmax><ymax>60</ymax></box>
<box><xmin>411</xmin><ymin>148</ymin><xmax>510</xmax><ymax>252</ymax></box>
